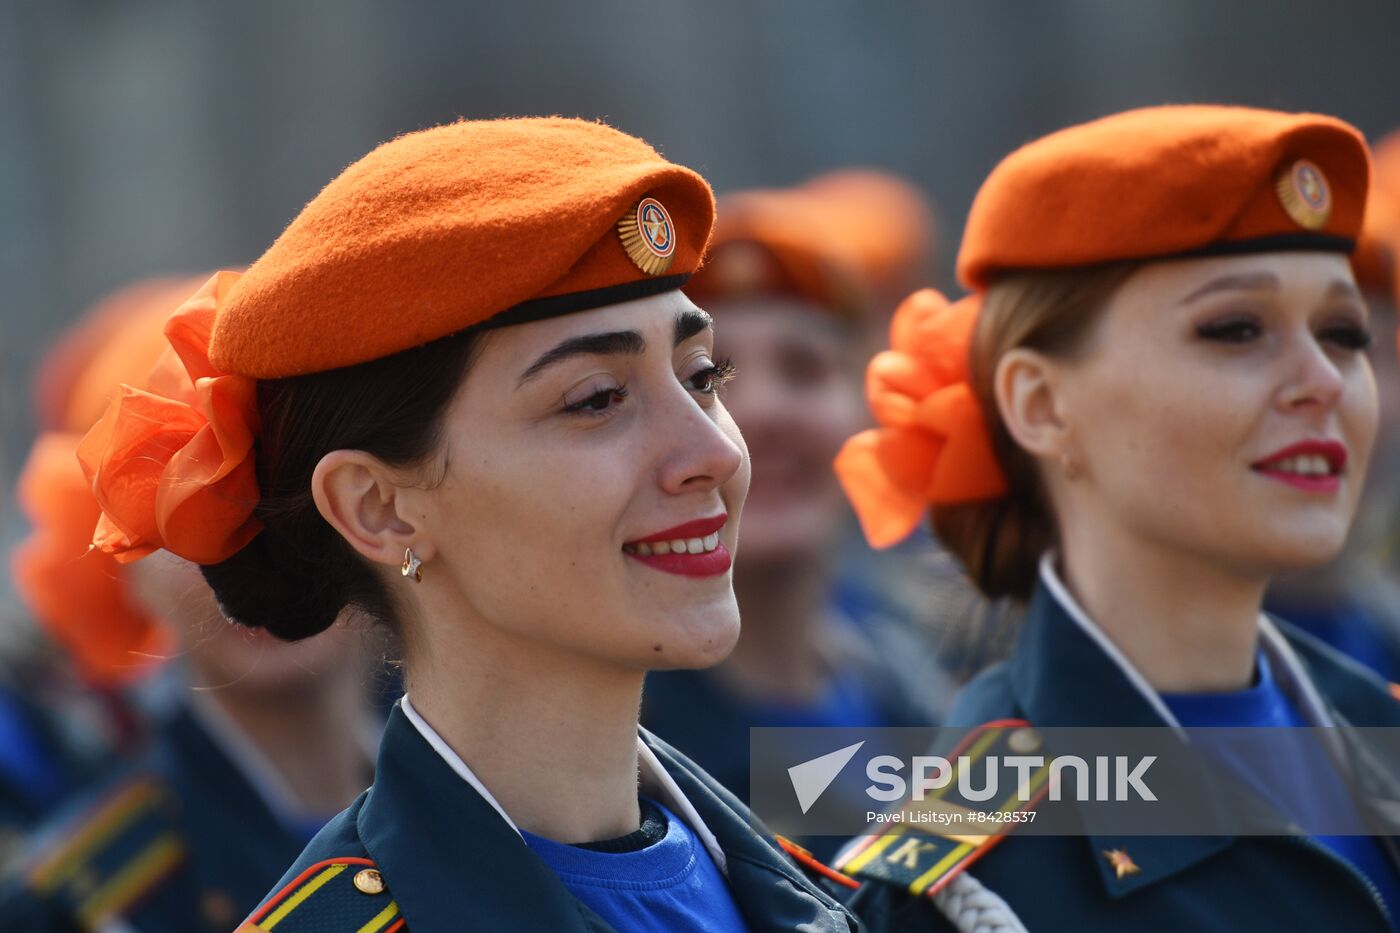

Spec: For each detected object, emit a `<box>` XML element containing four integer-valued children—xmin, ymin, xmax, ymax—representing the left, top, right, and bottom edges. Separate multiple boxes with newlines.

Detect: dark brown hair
<box><xmin>201</xmin><ymin>330</ymin><xmax>483</xmax><ymax>641</ymax></box>
<box><xmin>932</xmin><ymin>263</ymin><xmax>1139</xmax><ymax>601</ymax></box>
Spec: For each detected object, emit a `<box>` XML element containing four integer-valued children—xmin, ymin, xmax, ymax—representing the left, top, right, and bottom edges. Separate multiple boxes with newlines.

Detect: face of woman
<box><xmin>1051</xmin><ymin>251</ymin><xmax>1377</xmax><ymax>577</ymax></box>
<box><xmin>411</xmin><ymin>290</ymin><xmax>750</xmax><ymax>672</ymax></box>
<box><xmin>709</xmin><ymin>297</ymin><xmax>867</xmax><ymax>566</ymax></box>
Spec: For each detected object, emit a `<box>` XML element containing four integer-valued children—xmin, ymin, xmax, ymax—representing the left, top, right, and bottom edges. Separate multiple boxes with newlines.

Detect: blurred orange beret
<box><xmin>211</xmin><ymin>117</ymin><xmax>715</xmax><ymax>378</ymax></box>
<box><xmin>34</xmin><ymin>277</ymin><xmax>210</xmax><ymax>432</ymax></box>
<box><xmin>687</xmin><ymin>170</ymin><xmax>933</xmax><ymax>320</ymax></box>
<box><xmin>13</xmin><ymin>278</ymin><xmax>197</xmax><ymax>685</ymax></box>
<box><xmin>958</xmin><ymin>105</ymin><xmax>1369</xmax><ymax>290</ymax></box>
<box><xmin>1354</xmin><ymin>130</ymin><xmax>1400</xmax><ymax>298</ymax></box>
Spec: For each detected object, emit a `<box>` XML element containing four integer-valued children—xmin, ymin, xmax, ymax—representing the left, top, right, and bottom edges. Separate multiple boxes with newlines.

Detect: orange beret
<box><xmin>34</xmin><ymin>276</ymin><xmax>208</xmax><ymax>432</ymax></box>
<box><xmin>686</xmin><ymin>188</ymin><xmax>869</xmax><ymax>318</ymax></box>
<box><xmin>687</xmin><ymin>169</ymin><xmax>933</xmax><ymax>320</ymax></box>
<box><xmin>1354</xmin><ymin>130</ymin><xmax>1400</xmax><ymax>298</ymax></box>
<box><xmin>211</xmin><ymin>117</ymin><xmax>715</xmax><ymax>378</ymax></box>
<box><xmin>958</xmin><ymin>105</ymin><xmax>1370</xmax><ymax>290</ymax></box>
<box><xmin>13</xmin><ymin>278</ymin><xmax>198</xmax><ymax>685</ymax></box>
<box><xmin>795</xmin><ymin>170</ymin><xmax>935</xmax><ymax>303</ymax></box>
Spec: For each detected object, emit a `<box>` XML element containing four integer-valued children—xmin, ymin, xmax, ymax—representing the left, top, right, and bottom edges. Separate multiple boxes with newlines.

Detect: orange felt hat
<box><xmin>210</xmin><ymin>117</ymin><xmax>715</xmax><ymax>378</ymax></box>
<box><xmin>796</xmin><ymin>170</ymin><xmax>935</xmax><ymax>304</ymax></box>
<box><xmin>80</xmin><ymin>118</ymin><xmax>713</xmax><ymax>567</ymax></box>
<box><xmin>685</xmin><ymin>188</ymin><xmax>870</xmax><ymax>318</ymax></box>
<box><xmin>835</xmin><ymin>289</ymin><xmax>1006</xmax><ymax>548</ymax></box>
<box><xmin>12</xmin><ymin>278</ymin><xmax>198</xmax><ymax>685</ymax></box>
<box><xmin>686</xmin><ymin>169</ymin><xmax>933</xmax><ymax>319</ymax></box>
<box><xmin>958</xmin><ymin>105</ymin><xmax>1370</xmax><ymax>290</ymax></box>
<box><xmin>34</xmin><ymin>276</ymin><xmax>209</xmax><ymax>432</ymax></box>
<box><xmin>1355</xmin><ymin>130</ymin><xmax>1400</xmax><ymax>298</ymax></box>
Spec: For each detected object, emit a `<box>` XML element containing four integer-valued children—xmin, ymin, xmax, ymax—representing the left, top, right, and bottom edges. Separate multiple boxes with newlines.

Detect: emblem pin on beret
<box><xmin>1275</xmin><ymin>158</ymin><xmax>1332</xmax><ymax>231</ymax></box>
<box><xmin>618</xmin><ymin>196</ymin><xmax>676</xmax><ymax>275</ymax></box>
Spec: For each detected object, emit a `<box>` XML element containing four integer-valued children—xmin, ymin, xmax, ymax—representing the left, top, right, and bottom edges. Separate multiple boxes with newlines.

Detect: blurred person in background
<box><xmin>643</xmin><ymin>174</ymin><xmax>951</xmax><ymax>827</ymax></box>
<box><xmin>4</xmin><ymin>278</ymin><xmax>379</xmax><ymax>932</ymax></box>
<box><xmin>0</xmin><ymin>280</ymin><xmax>201</xmax><ymax>868</ymax></box>
<box><xmin>839</xmin><ymin>106</ymin><xmax>1400</xmax><ymax>931</ymax></box>
<box><xmin>1265</xmin><ymin>130</ymin><xmax>1400</xmax><ymax>680</ymax></box>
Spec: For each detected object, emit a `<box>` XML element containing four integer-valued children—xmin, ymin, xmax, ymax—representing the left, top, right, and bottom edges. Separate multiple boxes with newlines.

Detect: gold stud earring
<box><xmin>401</xmin><ymin>547</ymin><xmax>423</xmax><ymax>583</ymax></box>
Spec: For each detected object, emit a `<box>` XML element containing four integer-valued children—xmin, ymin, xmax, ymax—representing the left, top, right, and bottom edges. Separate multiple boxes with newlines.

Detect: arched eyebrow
<box><xmin>1175</xmin><ymin>272</ymin><xmax>1280</xmax><ymax>306</ymax></box>
<box><xmin>675</xmin><ymin>308</ymin><xmax>712</xmax><ymax>344</ymax></box>
<box><xmin>516</xmin><ymin>308</ymin><xmax>714</xmax><ymax>387</ymax></box>
<box><xmin>1325</xmin><ymin>279</ymin><xmax>1364</xmax><ymax>303</ymax></box>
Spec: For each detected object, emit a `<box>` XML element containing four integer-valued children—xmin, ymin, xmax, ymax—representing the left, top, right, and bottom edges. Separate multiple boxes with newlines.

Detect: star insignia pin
<box><xmin>1103</xmin><ymin>848</ymin><xmax>1141</xmax><ymax>880</ymax></box>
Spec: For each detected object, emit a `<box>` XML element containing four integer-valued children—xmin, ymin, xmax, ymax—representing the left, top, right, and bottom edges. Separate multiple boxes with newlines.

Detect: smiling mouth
<box><xmin>623</xmin><ymin>533</ymin><xmax>721</xmax><ymax>557</ymax></box>
<box><xmin>622</xmin><ymin>513</ymin><xmax>731</xmax><ymax>577</ymax></box>
<box><xmin>1250</xmin><ymin>440</ymin><xmax>1347</xmax><ymax>492</ymax></box>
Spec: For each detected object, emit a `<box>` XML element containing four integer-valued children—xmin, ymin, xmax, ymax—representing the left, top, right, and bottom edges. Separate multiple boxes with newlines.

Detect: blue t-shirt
<box><xmin>1162</xmin><ymin>652</ymin><xmax>1400</xmax><ymax>927</ymax></box>
<box><xmin>521</xmin><ymin>798</ymin><xmax>749</xmax><ymax>932</ymax></box>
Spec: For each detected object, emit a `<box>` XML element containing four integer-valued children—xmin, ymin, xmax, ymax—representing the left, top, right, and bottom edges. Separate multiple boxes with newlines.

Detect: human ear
<box><xmin>311</xmin><ymin>450</ymin><xmax>427</xmax><ymax>570</ymax></box>
<box><xmin>993</xmin><ymin>348</ymin><xmax>1073</xmax><ymax>465</ymax></box>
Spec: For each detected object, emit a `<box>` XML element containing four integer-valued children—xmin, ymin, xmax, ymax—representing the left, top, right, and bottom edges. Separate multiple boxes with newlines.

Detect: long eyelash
<box><xmin>710</xmin><ymin>358</ymin><xmax>737</xmax><ymax>387</ymax></box>
<box><xmin>562</xmin><ymin>384</ymin><xmax>628</xmax><ymax>414</ymax></box>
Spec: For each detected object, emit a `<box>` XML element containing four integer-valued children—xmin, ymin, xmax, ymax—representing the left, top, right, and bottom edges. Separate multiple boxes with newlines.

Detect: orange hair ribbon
<box><xmin>77</xmin><ymin>271</ymin><xmax>263</xmax><ymax>565</ymax></box>
<box><xmin>835</xmin><ymin>288</ymin><xmax>1007</xmax><ymax>548</ymax></box>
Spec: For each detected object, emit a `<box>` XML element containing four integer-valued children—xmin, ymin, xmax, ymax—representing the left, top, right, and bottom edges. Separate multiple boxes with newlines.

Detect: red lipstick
<box><xmin>1250</xmin><ymin>439</ymin><xmax>1348</xmax><ymax>494</ymax></box>
<box><xmin>623</xmin><ymin>513</ymin><xmax>731</xmax><ymax>578</ymax></box>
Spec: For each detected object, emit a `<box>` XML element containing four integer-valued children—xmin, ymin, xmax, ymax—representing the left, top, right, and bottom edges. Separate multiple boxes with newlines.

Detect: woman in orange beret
<box><xmin>6</xmin><ymin>278</ymin><xmax>379</xmax><ymax>933</ymax></box>
<box><xmin>61</xmin><ymin>119</ymin><xmax>864</xmax><ymax>932</ymax></box>
<box><xmin>836</xmin><ymin>105</ymin><xmax>1400</xmax><ymax>932</ymax></box>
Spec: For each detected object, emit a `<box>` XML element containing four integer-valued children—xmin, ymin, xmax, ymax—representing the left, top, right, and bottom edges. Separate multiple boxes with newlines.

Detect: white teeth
<box><xmin>626</xmin><ymin>529</ymin><xmax>723</xmax><ymax>557</ymax></box>
<box><xmin>1270</xmin><ymin>455</ymin><xmax>1334</xmax><ymax>477</ymax></box>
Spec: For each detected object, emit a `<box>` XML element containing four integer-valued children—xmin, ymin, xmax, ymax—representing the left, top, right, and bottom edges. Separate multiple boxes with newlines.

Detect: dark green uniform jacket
<box><xmin>849</xmin><ymin>569</ymin><xmax>1400</xmax><ymax>932</ymax></box>
<box><xmin>237</xmin><ymin>702</ymin><xmax>863</xmax><ymax>932</ymax></box>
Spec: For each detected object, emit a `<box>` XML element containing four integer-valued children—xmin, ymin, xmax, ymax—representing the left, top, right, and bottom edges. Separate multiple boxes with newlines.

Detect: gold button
<box><xmin>353</xmin><ymin>868</ymin><xmax>386</xmax><ymax>895</ymax></box>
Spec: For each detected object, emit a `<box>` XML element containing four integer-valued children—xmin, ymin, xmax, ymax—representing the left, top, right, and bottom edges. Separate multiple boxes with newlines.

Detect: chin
<box><xmin>1243</xmin><ymin>523</ymin><xmax>1352</xmax><ymax>575</ymax></box>
<box><xmin>644</xmin><ymin>608</ymin><xmax>741</xmax><ymax>671</ymax></box>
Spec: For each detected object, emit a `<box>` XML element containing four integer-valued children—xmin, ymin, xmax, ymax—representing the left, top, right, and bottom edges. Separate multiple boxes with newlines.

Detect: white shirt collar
<box><xmin>1037</xmin><ymin>553</ymin><xmax>1336</xmax><ymax>730</ymax></box>
<box><xmin>399</xmin><ymin>694</ymin><xmax>727</xmax><ymax>872</ymax></box>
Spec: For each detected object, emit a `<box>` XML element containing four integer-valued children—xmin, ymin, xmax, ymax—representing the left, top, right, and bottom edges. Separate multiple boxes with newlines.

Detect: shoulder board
<box><xmin>238</xmin><ymin>858</ymin><xmax>404</xmax><ymax>932</ymax></box>
<box><xmin>25</xmin><ymin>776</ymin><xmax>186</xmax><ymax>928</ymax></box>
<box><xmin>834</xmin><ymin>719</ymin><xmax>1046</xmax><ymax>898</ymax></box>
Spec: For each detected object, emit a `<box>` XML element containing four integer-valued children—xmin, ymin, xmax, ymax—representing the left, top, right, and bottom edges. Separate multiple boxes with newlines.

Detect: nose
<box><xmin>653</xmin><ymin>385</ymin><xmax>746</xmax><ymax>496</ymax></box>
<box><xmin>1276</xmin><ymin>331</ymin><xmax>1345</xmax><ymax>414</ymax></box>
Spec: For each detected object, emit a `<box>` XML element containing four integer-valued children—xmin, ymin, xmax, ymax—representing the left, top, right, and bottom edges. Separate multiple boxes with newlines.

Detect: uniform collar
<box><xmin>398</xmin><ymin>694</ymin><xmax>726</xmax><ymax>871</ymax></box>
<box><xmin>1012</xmin><ymin>555</ymin><xmax>1347</xmax><ymax>897</ymax></box>
<box><xmin>361</xmin><ymin>703</ymin><xmax>854</xmax><ymax>933</ymax></box>
<box><xmin>1021</xmin><ymin>554</ymin><xmax>1334</xmax><ymax>729</ymax></box>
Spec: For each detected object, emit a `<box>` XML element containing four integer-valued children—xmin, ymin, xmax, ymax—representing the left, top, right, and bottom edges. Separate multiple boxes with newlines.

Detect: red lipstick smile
<box><xmin>1250</xmin><ymin>439</ymin><xmax>1348</xmax><ymax>494</ymax></box>
<box><xmin>623</xmin><ymin>513</ymin><xmax>731</xmax><ymax>578</ymax></box>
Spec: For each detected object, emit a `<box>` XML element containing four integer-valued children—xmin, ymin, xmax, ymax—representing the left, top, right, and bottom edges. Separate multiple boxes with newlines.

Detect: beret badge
<box><xmin>618</xmin><ymin>196</ymin><xmax>676</xmax><ymax>275</ymax></box>
<box><xmin>1275</xmin><ymin>158</ymin><xmax>1332</xmax><ymax>231</ymax></box>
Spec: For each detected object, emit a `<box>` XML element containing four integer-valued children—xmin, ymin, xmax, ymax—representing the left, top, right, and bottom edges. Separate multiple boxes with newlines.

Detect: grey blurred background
<box><xmin>3</xmin><ymin>0</ymin><xmax>1400</xmax><ymax>606</ymax></box>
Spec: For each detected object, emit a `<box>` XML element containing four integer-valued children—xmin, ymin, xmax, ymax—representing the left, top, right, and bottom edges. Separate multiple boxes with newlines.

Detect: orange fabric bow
<box><xmin>12</xmin><ymin>433</ymin><xmax>172</xmax><ymax>686</ymax></box>
<box><xmin>835</xmin><ymin>289</ymin><xmax>1007</xmax><ymax>548</ymax></box>
<box><xmin>77</xmin><ymin>271</ymin><xmax>263</xmax><ymax>565</ymax></box>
